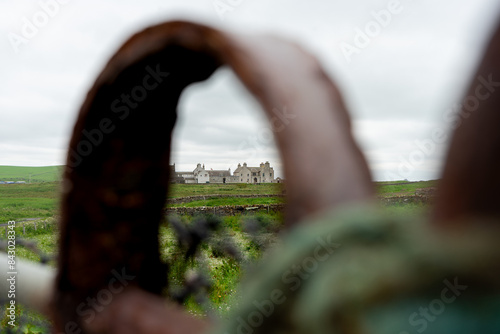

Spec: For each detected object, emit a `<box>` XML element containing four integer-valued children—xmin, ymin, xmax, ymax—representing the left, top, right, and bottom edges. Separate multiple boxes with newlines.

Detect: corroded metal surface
<box><xmin>53</xmin><ymin>20</ymin><xmax>373</xmax><ymax>333</ymax></box>
<box><xmin>433</xmin><ymin>20</ymin><xmax>500</xmax><ymax>224</ymax></box>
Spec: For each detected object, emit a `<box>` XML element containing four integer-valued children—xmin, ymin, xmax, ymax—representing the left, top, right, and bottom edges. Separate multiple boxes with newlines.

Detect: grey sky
<box><xmin>1</xmin><ymin>0</ymin><xmax>499</xmax><ymax>180</ymax></box>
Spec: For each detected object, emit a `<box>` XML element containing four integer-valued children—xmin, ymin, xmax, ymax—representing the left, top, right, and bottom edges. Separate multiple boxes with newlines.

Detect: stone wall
<box><xmin>166</xmin><ymin>203</ymin><xmax>285</xmax><ymax>216</ymax></box>
<box><xmin>378</xmin><ymin>194</ymin><xmax>435</xmax><ymax>205</ymax></box>
<box><xmin>166</xmin><ymin>193</ymin><xmax>435</xmax><ymax>216</ymax></box>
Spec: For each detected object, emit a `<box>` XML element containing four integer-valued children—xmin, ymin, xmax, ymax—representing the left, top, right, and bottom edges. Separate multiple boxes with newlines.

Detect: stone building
<box><xmin>233</xmin><ymin>162</ymin><xmax>275</xmax><ymax>183</ymax></box>
<box><xmin>170</xmin><ymin>162</ymin><xmax>275</xmax><ymax>184</ymax></box>
<box><xmin>193</xmin><ymin>163</ymin><xmax>210</xmax><ymax>183</ymax></box>
<box><xmin>207</xmin><ymin>169</ymin><xmax>239</xmax><ymax>184</ymax></box>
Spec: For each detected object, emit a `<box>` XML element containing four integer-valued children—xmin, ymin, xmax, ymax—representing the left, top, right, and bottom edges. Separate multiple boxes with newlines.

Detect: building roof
<box><xmin>234</xmin><ymin>166</ymin><xmax>264</xmax><ymax>174</ymax></box>
<box><xmin>175</xmin><ymin>171</ymin><xmax>194</xmax><ymax>176</ymax></box>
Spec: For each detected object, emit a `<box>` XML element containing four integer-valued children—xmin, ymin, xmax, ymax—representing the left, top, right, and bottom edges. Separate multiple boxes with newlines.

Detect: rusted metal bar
<box><xmin>52</xmin><ymin>19</ymin><xmax>374</xmax><ymax>333</ymax></box>
<box><xmin>433</xmin><ymin>20</ymin><xmax>500</xmax><ymax>224</ymax></box>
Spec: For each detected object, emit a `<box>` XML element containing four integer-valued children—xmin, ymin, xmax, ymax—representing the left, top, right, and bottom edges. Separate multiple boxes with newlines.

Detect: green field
<box><xmin>0</xmin><ymin>183</ymin><xmax>60</xmax><ymax>223</ymax></box>
<box><xmin>0</xmin><ymin>166</ymin><xmax>63</xmax><ymax>183</ymax></box>
<box><xmin>376</xmin><ymin>180</ymin><xmax>437</xmax><ymax>197</ymax></box>
<box><xmin>0</xmin><ymin>165</ymin><xmax>435</xmax><ymax>198</ymax></box>
<box><xmin>0</xmin><ymin>183</ymin><xmax>60</xmax><ymax>199</ymax></box>
<box><xmin>0</xmin><ymin>206</ymin><xmax>281</xmax><ymax>333</ymax></box>
<box><xmin>168</xmin><ymin>183</ymin><xmax>282</xmax><ymax>198</ymax></box>
<box><xmin>0</xmin><ymin>180</ymin><xmax>437</xmax><ymax>223</ymax></box>
<box><xmin>0</xmin><ymin>175</ymin><xmax>436</xmax><ymax>333</ymax></box>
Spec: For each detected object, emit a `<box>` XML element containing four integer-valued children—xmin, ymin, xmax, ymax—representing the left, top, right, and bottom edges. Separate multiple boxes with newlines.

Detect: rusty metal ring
<box><xmin>53</xmin><ymin>20</ymin><xmax>374</xmax><ymax>332</ymax></box>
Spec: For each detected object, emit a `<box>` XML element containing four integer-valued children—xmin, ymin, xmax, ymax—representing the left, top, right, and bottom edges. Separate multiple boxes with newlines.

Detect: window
<box><xmin>270</xmin><ymin>173</ymin><xmax>272</xmax><ymax>177</ymax></box>
<box><xmin>252</xmin><ymin>172</ymin><xmax>256</xmax><ymax>176</ymax></box>
<box><xmin>247</xmin><ymin>174</ymin><xmax>249</xmax><ymax>177</ymax></box>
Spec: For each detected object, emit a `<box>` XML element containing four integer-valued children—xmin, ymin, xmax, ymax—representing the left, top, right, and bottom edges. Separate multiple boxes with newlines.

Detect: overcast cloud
<box><xmin>1</xmin><ymin>0</ymin><xmax>499</xmax><ymax>180</ymax></box>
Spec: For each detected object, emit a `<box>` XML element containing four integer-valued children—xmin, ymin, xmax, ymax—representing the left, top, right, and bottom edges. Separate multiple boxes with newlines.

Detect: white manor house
<box><xmin>170</xmin><ymin>162</ymin><xmax>276</xmax><ymax>184</ymax></box>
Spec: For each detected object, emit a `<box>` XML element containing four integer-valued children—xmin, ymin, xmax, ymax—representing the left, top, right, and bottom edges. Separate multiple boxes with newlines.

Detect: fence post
<box><xmin>23</xmin><ymin>224</ymin><xmax>25</xmax><ymax>235</ymax></box>
<box><xmin>34</xmin><ymin>222</ymin><xmax>37</xmax><ymax>231</ymax></box>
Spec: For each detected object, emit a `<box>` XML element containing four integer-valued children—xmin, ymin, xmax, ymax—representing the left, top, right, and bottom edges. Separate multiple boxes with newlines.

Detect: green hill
<box><xmin>0</xmin><ymin>166</ymin><xmax>63</xmax><ymax>183</ymax></box>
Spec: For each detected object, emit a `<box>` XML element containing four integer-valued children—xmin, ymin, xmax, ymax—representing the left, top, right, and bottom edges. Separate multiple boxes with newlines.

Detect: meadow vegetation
<box><xmin>168</xmin><ymin>182</ymin><xmax>283</xmax><ymax>198</ymax></box>
<box><xmin>0</xmin><ymin>166</ymin><xmax>62</xmax><ymax>183</ymax></box>
<box><xmin>376</xmin><ymin>180</ymin><xmax>436</xmax><ymax>197</ymax></box>
<box><xmin>0</xmin><ymin>176</ymin><xmax>436</xmax><ymax>333</ymax></box>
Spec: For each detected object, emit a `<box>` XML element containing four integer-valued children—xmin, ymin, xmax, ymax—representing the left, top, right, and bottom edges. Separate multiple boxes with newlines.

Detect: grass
<box><xmin>0</xmin><ymin>218</ymin><xmax>58</xmax><ymax>333</ymax></box>
<box><xmin>0</xmin><ymin>176</ymin><xmax>436</xmax><ymax>332</ymax></box>
<box><xmin>0</xmin><ymin>183</ymin><xmax>60</xmax><ymax>199</ymax></box>
<box><xmin>0</xmin><ymin>166</ymin><xmax>63</xmax><ymax>183</ymax></box>
<box><xmin>0</xmin><ymin>306</ymin><xmax>50</xmax><ymax>334</ymax></box>
<box><xmin>168</xmin><ymin>183</ymin><xmax>283</xmax><ymax>198</ymax></box>
<box><xmin>376</xmin><ymin>180</ymin><xmax>414</xmax><ymax>184</ymax></box>
<box><xmin>376</xmin><ymin>180</ymin><xmax>437</xmax><ymax>197</ymax></box>
<box><xmin>0</xmin><ymin>198</ymin><xmax>58</xmax><ymax>223</ymax></box>
<box><xmin>0</xmin><ymin>210</ymin><xmax>283</xmax><ymax>331</ymax></box>
<box><xmin>0</xmin><ymin>165</ymin><xmax>433</xmax><ymax>199</ymax></box>
<box><xmin>0</xmin><ymin>183</ymin><xmax>61</xmax><ymax>229</ymax></box>
<box><xmin>380</xmin><ymin>202</ymin><xmax>429</xmax><ymax>216</ymax></box>
<box><xmin>159</xmin><ymin>212</ymin><xmax>282</xmax><ymax>316</ymax></box>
